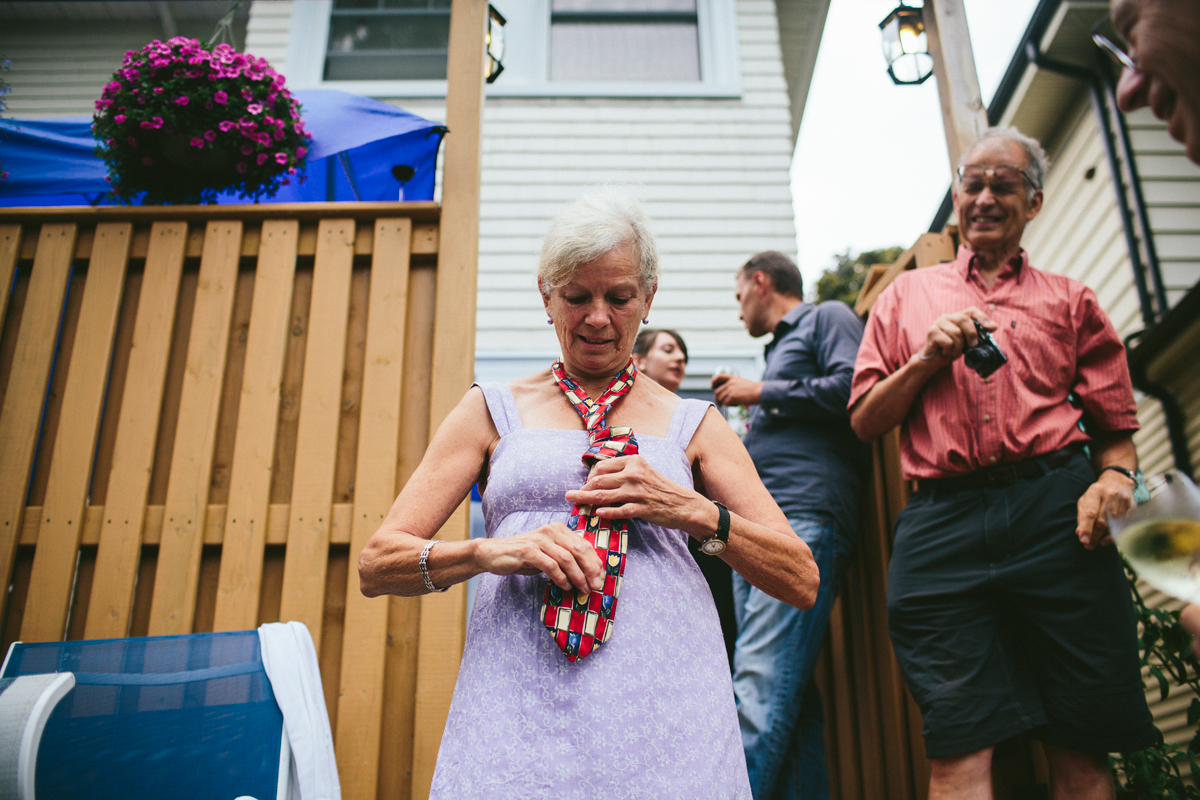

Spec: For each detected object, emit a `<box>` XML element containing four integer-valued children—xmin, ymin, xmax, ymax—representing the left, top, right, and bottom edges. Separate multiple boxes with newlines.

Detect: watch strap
<box><xmin>712</xmin><ymin>501</ymin><xmax>730</xmax><ymax>544</ymax></box>
<box><xmin>1100</xmin><ymin>465</ymin><xmax>1137</xmax><ymax>484</ymax></box>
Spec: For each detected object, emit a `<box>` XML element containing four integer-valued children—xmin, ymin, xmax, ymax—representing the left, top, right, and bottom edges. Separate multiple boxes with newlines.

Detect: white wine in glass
<box><xmin>1110</xmin><ymin>471</ymin><xmax>1200</xmax><ymax>603</ymax></box>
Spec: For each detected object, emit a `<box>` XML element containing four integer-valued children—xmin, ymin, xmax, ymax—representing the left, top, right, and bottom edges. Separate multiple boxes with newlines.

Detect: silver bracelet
<box><xmin>419</xmin><ymin>540</ymin><xmax>448</xmax><ymax>593</ymax></box>
<box><xmin>917</xmin><ymin>350</ymin><xmax>941</xmax><ymax>361</ymax></box>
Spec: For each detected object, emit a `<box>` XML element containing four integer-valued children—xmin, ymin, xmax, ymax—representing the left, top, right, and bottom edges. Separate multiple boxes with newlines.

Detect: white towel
<box><xmin>258</xmin><ymin>622</ymin><xmax>341</xmax><ymax>800</ymax></box>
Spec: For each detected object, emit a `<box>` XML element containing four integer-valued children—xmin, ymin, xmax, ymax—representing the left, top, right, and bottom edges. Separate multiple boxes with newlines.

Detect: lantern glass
<box><xmin>486</xmin><ymin>4</ymin><xmax>507</xmax><ymax>84</ymax></box>
<box><xmin>879</xmin><ymin>5</ymin><xmax>933</xmax><ymax>85</ymax></box>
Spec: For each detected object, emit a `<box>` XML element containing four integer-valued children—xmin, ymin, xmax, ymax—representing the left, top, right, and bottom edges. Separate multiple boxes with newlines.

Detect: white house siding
<box><xmin>246</xmin><ymin>0</ymin><xmax>800</xmax><ymax>386</ymax></box>
<box><xmin>0</xmin><ymin>3</ymin><xmax>250</xmax><ymax>118</ymax></box>
<box><xmin>1018</xmin><ymin>92</ymin><xmax>1200</xmax><ymax>755</ymax></box>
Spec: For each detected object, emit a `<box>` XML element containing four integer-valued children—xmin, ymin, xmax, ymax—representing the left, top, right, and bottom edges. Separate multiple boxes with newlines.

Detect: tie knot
<box><xmin>582</xmin><ymin>425</ymin><xmax>638</xmax><ymax>467</ymax></box>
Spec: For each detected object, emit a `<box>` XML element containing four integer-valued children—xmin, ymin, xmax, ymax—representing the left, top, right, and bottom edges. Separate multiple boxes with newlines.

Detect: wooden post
<box><xmin>410</xmin><ymin>0</ymin><xmax>487</xmax><ymax>797</ymax></box>
<box><xmin>924</xmin><ymin>0</ymin><xmax>989</xmax><ymax>174</ymax></box>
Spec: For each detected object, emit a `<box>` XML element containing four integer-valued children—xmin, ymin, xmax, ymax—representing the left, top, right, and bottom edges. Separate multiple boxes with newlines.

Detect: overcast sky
<box><xmin>791</xmin><ymin>0</ymin><xmax>1040</xmax><ymax>292</ymax></box>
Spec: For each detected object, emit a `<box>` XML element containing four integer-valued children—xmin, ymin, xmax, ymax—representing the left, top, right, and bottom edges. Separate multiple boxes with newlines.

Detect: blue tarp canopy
<box><xmin>0</xmin><ymin>90</ymin><xmax>444</xmax><ymax>206</ymax></box>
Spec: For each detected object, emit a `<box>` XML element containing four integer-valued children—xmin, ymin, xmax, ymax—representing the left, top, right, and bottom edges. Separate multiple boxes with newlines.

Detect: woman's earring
<box><xmin>642</xmin><ymin>317</ymin><xmax>649</xmax><ymax>324</ymax></box>
<box><xmin>547</xmin><ymin>318</ymin><xmax>554</xmax><ymax>325</ymax></box>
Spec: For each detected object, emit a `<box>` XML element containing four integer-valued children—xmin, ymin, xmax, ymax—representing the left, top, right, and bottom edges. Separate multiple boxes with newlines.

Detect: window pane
<box><xmin>324</xmin><ymin>12</ymin><xmax>450</xmax><ymax>80</ymax></box>
<box><xmin>334</xmin><ymin>0</ymin><xmax>451</xmax><ymax>8</ymax></box>
<box><xmin>550</xmin><ymin>21</ymin><xmax>700</xmax><ymax>81</ymax></box>
<box><xmin>552</xmin><ymin>0</ymin><xmax>695</xmax><ymax>11</ymax></box>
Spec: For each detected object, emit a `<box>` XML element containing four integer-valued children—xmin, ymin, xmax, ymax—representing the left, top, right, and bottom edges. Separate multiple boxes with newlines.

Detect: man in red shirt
<box><xmin>849</xmin><ymin>127</ymin><xmax>1157</xmax><ymax>798</ymax></box>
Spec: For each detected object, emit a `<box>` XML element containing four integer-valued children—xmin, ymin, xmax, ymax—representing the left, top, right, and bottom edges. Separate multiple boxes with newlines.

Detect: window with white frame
<box><xmin>323</xmin><ymin>0</ymin><xmax>451</xmax><ymax>81</ymax></box>
<box><xmin>287</xmin><ymin>0</ymin><xmax>740</xmax><ymax>98</ymax></box>
<box><xmin>548</xmin><ymin>0</ymin><xmax>700</xmax><ymax>83</ymax></box>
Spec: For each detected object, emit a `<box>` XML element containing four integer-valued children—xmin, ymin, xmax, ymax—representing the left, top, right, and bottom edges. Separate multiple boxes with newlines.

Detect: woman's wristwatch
<box><xmin>1099</xmin><ymin>465</ymin><xmax>1137</xmax><ymax>485</ymax></box>
<box><xmin>699</xmin><ymin>501</ymin><xmax>731</xmax><ymax>556</ymax></box>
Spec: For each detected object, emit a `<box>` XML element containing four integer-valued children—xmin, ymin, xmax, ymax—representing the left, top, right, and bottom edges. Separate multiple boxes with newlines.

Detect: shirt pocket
<box><xmin>1000</xmin><ymin>316</ymin><xmax>1075</xmax><ymax>397</ymax></box>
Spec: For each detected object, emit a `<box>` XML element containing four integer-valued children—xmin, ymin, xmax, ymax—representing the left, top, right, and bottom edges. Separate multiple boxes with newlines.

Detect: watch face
<box><xmin>700</xmin><ymin>539</ymin><xmax>727</xmax><ymax>556</ymax></box>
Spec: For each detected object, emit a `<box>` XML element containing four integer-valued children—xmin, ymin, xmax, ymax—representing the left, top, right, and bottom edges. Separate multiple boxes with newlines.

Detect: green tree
<box><xmin>815</xmin><ymin>246</ymin><xmax>904</xmax><ymax>306</ymax></box>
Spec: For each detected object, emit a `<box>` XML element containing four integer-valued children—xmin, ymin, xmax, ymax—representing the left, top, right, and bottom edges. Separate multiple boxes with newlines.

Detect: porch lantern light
<box><xmin>486</xmin><ymin>4</ymin><xmax>507</xmax><ymax>84</ymax></box>
<box><xmin>879</xmin><ymin>3</ymin><xmax>934</xmax><ymax>85</ymax></box>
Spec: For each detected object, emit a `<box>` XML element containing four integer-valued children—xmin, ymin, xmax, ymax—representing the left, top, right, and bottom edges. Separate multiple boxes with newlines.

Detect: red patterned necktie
<box><xmin>541</xmin><ymin>358</ymin><xmax>638</xmax><ymax>662</ymax></box>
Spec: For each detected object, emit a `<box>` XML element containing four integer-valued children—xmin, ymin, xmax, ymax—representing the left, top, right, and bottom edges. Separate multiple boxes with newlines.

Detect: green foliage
<box><xmin>1111</xmin><ymin>557</ymin><xmax>1200</xmax><ymax>797</ymax></box>
<box><xmin>815</xmin><ymin>246</ymin><xmax>904</xmax><ymax>306</ymax></box>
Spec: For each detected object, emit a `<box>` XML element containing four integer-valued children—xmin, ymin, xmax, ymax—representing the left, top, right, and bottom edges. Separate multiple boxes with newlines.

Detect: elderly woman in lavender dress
<box><xmin>358</xmin><ymin>191</ymin><xmax>818</xmax><ymax>799</ymax></box>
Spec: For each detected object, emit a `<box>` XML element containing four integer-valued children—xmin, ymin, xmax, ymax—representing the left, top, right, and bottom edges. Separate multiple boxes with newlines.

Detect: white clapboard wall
<box><xmin>244</xmin><ymin>0</ymin><xmax>805</xmax><ymax>386</ymax></box>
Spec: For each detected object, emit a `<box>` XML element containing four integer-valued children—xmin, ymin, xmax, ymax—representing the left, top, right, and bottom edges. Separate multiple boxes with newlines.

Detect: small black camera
<box><xmin>963</xmin><ymin>320</ymin><xmax>1007</xmax><ymax>378</ymax></box>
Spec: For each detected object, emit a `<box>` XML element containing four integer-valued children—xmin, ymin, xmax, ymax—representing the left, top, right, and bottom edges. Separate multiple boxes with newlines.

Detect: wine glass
<box><xmin>1109</xmin><ymin>470</ymin><xmax>1200</xmax><ymax>602</ymax></box>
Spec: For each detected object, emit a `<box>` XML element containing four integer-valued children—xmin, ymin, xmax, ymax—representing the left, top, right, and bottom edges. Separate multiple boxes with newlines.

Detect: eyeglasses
<box><xmin>956</xmin><ymin>165</ymin><xmax>1038</xmax><ymax>197</ymax></box>
<box><xmin>1092</xmin><ymin>14</ymin><xmax>1138</xmax><ymax>73</ymax></box>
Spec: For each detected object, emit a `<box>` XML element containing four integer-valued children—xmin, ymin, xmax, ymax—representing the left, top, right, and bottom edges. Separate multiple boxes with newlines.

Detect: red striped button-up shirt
<box><xmin>849</xmin><ymin>246</ymin><xmax>1138</xmax><ymax>480</ymax></box>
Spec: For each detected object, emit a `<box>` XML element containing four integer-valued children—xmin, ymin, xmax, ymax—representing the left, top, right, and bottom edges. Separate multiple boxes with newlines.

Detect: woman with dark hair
<box><xmin>634</xmin><ymin>328</ymin><xmax>739</xmax><ymax>666</ymax></box>
<box><xmin>632</xmin><ymin>328</ymin><xmax>688</xmax><ymax>393</ymax></box>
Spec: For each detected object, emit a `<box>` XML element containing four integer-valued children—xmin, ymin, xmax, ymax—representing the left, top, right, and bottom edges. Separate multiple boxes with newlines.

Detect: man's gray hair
<box><xmin>537</xmin><ymin>190</ymin><xmax>659</xmax><ymax>297</ymax></box>
<box><xmin>959</xmin><ymin>126</ymin><xmax>1049</xmax><ymax>199</ymax></box>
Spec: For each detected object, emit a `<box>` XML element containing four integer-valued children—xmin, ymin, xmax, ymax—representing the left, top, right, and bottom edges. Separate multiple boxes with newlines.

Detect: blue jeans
<box><xmin>733</xmin><ymin>513</ymin><xmax>852</xmax><ymax>800</ymax></box>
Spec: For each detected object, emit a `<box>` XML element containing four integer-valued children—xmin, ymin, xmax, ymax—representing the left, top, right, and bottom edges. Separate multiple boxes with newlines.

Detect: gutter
<box><xmin>925</xmin><ymin>0</ymin><xmax>1191</xmax><ymax>473</ymax></box>
<box><xmin>1026</xmin><ymin>43</ymin><xmax>1191</xmax><ymax>474</ymax></box>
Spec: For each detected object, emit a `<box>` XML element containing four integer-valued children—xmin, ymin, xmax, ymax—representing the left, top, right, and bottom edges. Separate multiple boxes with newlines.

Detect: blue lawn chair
<box><xmin>1</xmin><ymin>630</ymin><xmax>290</xmax><ymax>800</ymax></box>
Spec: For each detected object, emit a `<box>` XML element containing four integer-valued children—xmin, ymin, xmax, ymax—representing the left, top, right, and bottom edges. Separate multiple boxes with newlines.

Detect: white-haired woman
<box><xmin>358</xmin><ymin>191</ymin><xmax>818</xmax><ymax>798</ymax></box>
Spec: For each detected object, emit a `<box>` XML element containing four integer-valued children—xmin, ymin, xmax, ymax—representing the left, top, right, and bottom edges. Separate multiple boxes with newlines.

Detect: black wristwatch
<box><xmin>699</xmin><ymin>502</ymin><xmax>730</xmax><ymax>556</ymax></box>
<box><xmin>1100</xmin><ymin>465</ymin><xmax>1138</xmax><ymax>485</ymax></box>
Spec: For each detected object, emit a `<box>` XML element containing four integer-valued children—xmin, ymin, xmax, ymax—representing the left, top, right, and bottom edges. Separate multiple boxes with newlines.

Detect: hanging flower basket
<box><xmin>92</xmin><ymin>37</ymin><xmax>312</xmax><ymax>205</ymax></box>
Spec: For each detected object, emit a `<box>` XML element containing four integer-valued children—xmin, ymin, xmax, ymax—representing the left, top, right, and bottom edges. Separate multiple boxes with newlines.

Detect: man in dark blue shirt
<box><xmin>712</xmin><ymin>251</ymin><xmax>868</xmax><ymax>800</ymax></box>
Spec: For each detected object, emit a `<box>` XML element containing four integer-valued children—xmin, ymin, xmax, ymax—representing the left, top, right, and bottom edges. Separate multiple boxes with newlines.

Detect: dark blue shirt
<box><xmin>742</xmin><ymin>301</ymin><xmax>869</xmax><ymax>537</ymax></box>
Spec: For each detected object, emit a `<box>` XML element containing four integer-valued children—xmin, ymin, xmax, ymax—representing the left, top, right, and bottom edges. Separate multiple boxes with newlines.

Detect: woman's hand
<box><xmin>474</xmin><ymin>523</ymin><xmax>605</xmax><ymax>595</ymax></box>
<box><xmin>564</xmin><ymin>456</ymin><xmax>703</xmax><ymax>534</ymax></box>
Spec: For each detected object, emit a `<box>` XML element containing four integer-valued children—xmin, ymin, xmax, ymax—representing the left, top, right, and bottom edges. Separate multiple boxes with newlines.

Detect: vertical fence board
<box><xmin>0</xmin><ymin>223</ymin><xmax>77</xmax><ymax>618</ymax></box>
<box><xmin>212</xmin><ymin>220</ymin><xmax>299</xmax><ymax>631</ymax></box>
<box><xmin>0</xmin><ymin>225</ymin><xmax>21</xmax><ymax>335</ymax></box>
<box><xmin>0</xmin><ymin>264</ymin><xmax>30</xmax><ymax>408</ymax></box>
<box><xmin>277</xmin><ymin>220</ymin><xmax>355</xmax><ymax>643</ymax></box>
<box><xmin>86</xmin><ymin>221</ymin><xmax>187</xmax><ymax>639</ymax></box>
<box><xmin>379</xmin><ymin>262</ymin><xmax>437</xmax><ymax>800</ymax></box>
<box><xmin>148</xmin><ymin>221</ymin><xmax>242</xmax><ymax>635</ymax></box>
<box><xmin>22</xmin><ymin>222</ymin><xmax>131</xmax><ymax>641</ymax></box>
<box><xmin>335</xmin><ymin>219</ymin><xmax>411</xmax><ymax>800</ymax></box>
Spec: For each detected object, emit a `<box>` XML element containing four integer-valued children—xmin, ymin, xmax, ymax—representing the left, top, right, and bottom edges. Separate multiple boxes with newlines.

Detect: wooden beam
<box><xmin>276</xmin><ymin>221</ymin><xmax>356</xmax><ymax>642</ymax></box>
<box><xmin>0</xmin><ymin>226</ymin><xmax>22</xmax><ymax>335</ymax></box>
<box><xmin>147</xmin><ymin>222</ymin><xmax>242</xmax><ymax>636</ymax></box>
<box><xmin>86</xmin><ymin>221</ymin><xmax>187</xmax><ymax>639</ymax></box>
<box><xmin>925</xmin><ymin>0</ymin><xmax>989</xmax><ymax>175</ymax></box>
<box><xmin>22</xmin><ymin>223</ymin><xmax>131</xmax><ymax>642</ymax></box>
<box><xmin>412</xmin><ymin>0</ymin><xmax>487</xmax><ymax>796</ymax></box>
<box><xmin>335</xmin><ymin>218</ymin><xmax>412</xmax><ymax>800</ymax></box>
<box><xmin>211</xmin><ymin>221</ymin><xmax>299</xmax><ymax>632</ymax></box>
<box><xmin>0</xmin><ymin>223</ymin><xmax>77</xmax><ymax>620</ymax></box>
<box><xmin>0</xmin><ymin>202</ymin><xmax>441</xmax><ymax>225</ymax></box>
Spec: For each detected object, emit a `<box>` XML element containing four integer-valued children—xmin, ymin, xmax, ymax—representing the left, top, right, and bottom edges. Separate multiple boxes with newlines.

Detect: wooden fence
<box><xmin>816</xmin><ymin>228</ymin><xmax>1054</xmax><ymax>799</ymax></box>
<box><xmin>0</xmin><ymin>202</ymin><xmax>471</xmax><ymax>799</ymax></box>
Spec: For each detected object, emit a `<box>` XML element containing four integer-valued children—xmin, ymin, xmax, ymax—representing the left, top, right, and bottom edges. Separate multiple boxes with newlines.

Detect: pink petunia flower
<box><xmin>127</xmin><ymin>136</ymin><xmax>137</xmax><ymax>147</ymax></box>
<box><xmin>236</xmin><ymin>162</ymin><xmax>248</xmax><ymax>174</ymax></box>
<box><xmin>219</xmin><ymin>120</ymin><xmax>236</xmax><ymax>132</ymax></box>
<box><xmin>140</xmin><ymin>117</ymin><xmax>164</xmax><ymax>129</ymax></box>
<box><xmin>113</xmin><ymin>114</ymin><xmax>127</xmax><ymax>125</ymax></box>
<box><xmin>296</xmin><ymin>146</ymin><xmax>308</xmax><ymax>159</ymax></box>
<box><xmin>190</xmin><ymin>137</ymin><xmax>205</xmax><ymax>148</ymax></box>
<box><xmin>256</xmin><ymin>153</ymin><xmax>269</xmax><ymax>165</ymax></box>
<box><xmin>204</xmin><ymin>130</ymin><xmax>217</xmax><ymax>141</ymax></box>
<box><xmin>153</xmin><ymin>87</ymin><xmax>163</xmax><ymax>94</ymax></box>
<box><xmin>214</xmin><ymin>90</ymin><xmax>228</xmax><ymax>104</ymax></box>
<box><xmin>247</xmin><ymin>103</ymin><xmax>263</xmax><ymax>115</ymax></box>
<box><xmin>175</xmin><ymin>96</ymin><xmax>189</xmax><ymax>106</ymax></box>
<box><xmin>242</xmin><ymin>89</ymin><xmax>254</xmax><ymax>102</ymax></box>
<box><xmin>274</xmin><ymin>152</ymin><xmax>288</xmax><ymax>165</ymax></box>
<box><xmin>241</xmin><ymin>143</ymin><xmax>254</xmax><ymax>156</ymax></box>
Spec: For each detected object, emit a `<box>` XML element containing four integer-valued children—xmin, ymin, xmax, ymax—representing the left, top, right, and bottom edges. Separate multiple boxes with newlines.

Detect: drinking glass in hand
<box><xmin>1109</xmin><ymin>471</ymin><xmax>1200</xmax><ymax>602</ymax></box>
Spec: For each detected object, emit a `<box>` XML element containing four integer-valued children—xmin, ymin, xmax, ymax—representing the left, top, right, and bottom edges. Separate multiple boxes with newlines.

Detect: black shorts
<box><xmin>886</xmin><ymin>452</ymin><xmax>1158</xmax><ymax>759</ymax></box>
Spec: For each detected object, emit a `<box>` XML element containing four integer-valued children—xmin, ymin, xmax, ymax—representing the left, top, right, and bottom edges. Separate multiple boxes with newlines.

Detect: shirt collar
<box><xmin>953</xmin><ymin>245</ymin><xmax>1028</xmax><ymax>285</ymax></box>
<box><xmin>765</xmin><ymin>302</ymin><xmax>809</xmax><ymax>357</ymax></box>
